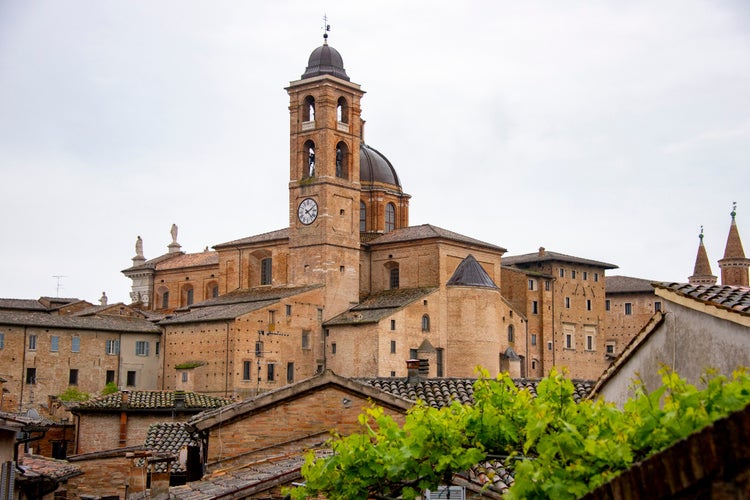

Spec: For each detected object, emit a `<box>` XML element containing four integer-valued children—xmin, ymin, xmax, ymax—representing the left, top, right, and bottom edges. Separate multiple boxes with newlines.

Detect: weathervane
<box><xmin>699</xmin><ymin>225</ymin><xmax>704</xmax><ymax>242</ymax></box>
<box><xmin>322</xmin><ymin>14</ymin><xmax>331</xmax><ymax>42</ymax></box>
<box><xmin>731</xmin><ymin>201</ymin><xmax>737</xmax><ymax>219</ymax></box>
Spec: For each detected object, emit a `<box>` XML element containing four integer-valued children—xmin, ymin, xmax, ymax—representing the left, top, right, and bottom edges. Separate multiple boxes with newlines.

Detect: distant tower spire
<box><xmin>718</xmin><ymin>202</ymin><xmax>749</xmax><ymax>286</ymax></box>
<box><xmin>689</xmin><ymin>225</ymin><xmax>717</xmax><ymax>285</ymax></box>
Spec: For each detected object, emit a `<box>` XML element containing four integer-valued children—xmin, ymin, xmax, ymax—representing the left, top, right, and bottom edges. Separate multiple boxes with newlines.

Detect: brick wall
<box><xmin>206</xmin><ymin>385</ymin><xmax>405</xmax><ymax>465</ymax></box>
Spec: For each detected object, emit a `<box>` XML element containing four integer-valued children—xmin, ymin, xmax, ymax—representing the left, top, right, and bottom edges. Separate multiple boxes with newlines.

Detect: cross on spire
<box><xmin>322</xmin><ymin>14</ymin><xmax>331</xmax><ymax>43</ymax></box>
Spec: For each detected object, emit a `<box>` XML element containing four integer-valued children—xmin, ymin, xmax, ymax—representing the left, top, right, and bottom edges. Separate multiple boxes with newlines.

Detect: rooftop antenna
<box><xmin>322</xmin><ymin>14</ymin><xmax>331</xmax><ymax>43</ymax></box>
<box><xmin>52</xmin><ymin>275</ymin><xmax>67</xmax><ymax>297</ymax></box>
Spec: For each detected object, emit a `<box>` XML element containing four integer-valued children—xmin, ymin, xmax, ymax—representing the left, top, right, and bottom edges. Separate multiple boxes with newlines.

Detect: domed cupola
<box><xmin>301</xmin><ymin>40</ymin><xmax>350</xmax><ymax>81</ymax></box>
<box><xmin>360</xmin><ymin>143</ymin><xmax>401</xmax><ymax>189</ymax></box>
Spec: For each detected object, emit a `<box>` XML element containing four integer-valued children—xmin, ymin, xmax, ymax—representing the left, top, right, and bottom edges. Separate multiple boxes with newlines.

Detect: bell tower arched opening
<box><xmin>335</xmin><ymin>141</ymin><xmax>349</xmax><ymax>179</ymax></box>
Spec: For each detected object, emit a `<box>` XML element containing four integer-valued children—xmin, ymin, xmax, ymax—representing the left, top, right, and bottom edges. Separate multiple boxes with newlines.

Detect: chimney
<box><xmin>174</xmin><ymin>390</ymin><xmax>186</xmax><ymax>409</ymax></box>
<box><xmin>538</xmin><ymin>246</ymin><xmax>546</xmax><ymax>257</ymax></box>
<box><xmin>406</xmin><ymin>359</ymin><xmax>421</xmax><ymax>385</ymax></box>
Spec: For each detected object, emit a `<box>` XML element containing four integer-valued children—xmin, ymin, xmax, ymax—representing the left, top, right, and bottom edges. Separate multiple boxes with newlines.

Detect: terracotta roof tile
<box><xmin>503</xmin><ymin>249</ymin><xmax>618</xmax><ymax>270</ymax></box>
<box><xmin>656</xmin><ymin>282</ymin><xmax>750</xmax><ymax>313</ymax></box>
<box><xmin>214</xmin><ymin>228</ymin><xmax>289</xmax><ymax>249</ymax></box>
<box><xmin>19</xmin><ymin>454</ymin><xmax>82</xmax><ymax>482</ymax></box>
<box><xmin>358</xmin><ymin>377</ymin><xmax>594</xmax><ymax>408</ymax></box>
<box><xmin>143</xmin><ymin>422</ymin><xmax>199</xmax><ymax>473</ymax></box>
<box><xmin>156</xmin><ymin>251</ymin><xmax>219</xmax><ymax>271</ymax></box>
<box><xmin>324</xmin><ymin>288</ymin><xmax>437</xmax><ymax>326</ymax></box>
<box><xmin>368</xmin><ymin>224</ymin><xmax>506</xmax><ymax>252</ymax></box>
<box><xmin>73</xmin><ymin>391</ymin><xmax>232</xmax><ymax>412</ymax></box>
<box><xmin>0</xmin><ymin>310</ymin><xmax>161</xmax><ymax>333</ymax></box>
<box><xmin>606</xmin><ymin>275</ymin><xmax>656</xmax><ymax>294</ymax></box>
<box><xmin>0</xmin><ymin>298</ymin><xmax>48</xmax><ymax>311</ymax></box>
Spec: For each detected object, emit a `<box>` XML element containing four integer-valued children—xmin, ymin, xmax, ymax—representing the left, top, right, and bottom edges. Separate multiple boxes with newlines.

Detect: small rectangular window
<box><xmin>50</xmin><ymin>336</ymin><xmax>59</xmax><ymax>352</ymax></box>
<box><xmin>390</xmin><ymin>340</ymin><xmax>396</xmax><ymax>353</ymax></box>
<box><xmin>0</xmin><ymin>331</ymin><xmax>4</xmax><ymax>349</ymax></box>
<box><xmin>625</xmin><ymin>303</ymin><xmax>633</xmax><ymax>315</ymax></box>
<box><xmin>26</xmin><ymin>367</ymin><xmax>36</xmax><ymax>385</ymax></box>
<box><xmin>29</xmin><ymin>334</ymin><xmax>37</xmax><ymax>350</ymax></box>
<box><xmin>565</xmin><ymin>297</ymin><xmax>571</xmax><ymax>309</ymax></box>
<box><xmin>545</xmin><ymin>280</ymin><xmax>551</xmax><ymax>291</ymax></box>
<box><xmin>106</xmin><ymin>339</ymin><xmax>120</xmax><ymax>355</ymax></box>
<box><xmin>261</xmin><ymin>258</ymin><xmax>273</xmax><ymax>285</ymax></box>
<box><xmin>389</xmin><ymin>267</ymin><xmax>400</xmax><ymax>289</ymax></box>
<box><xmin>409</xmin><ymin>348</ymin><xmax>418</xmax><ymax>359</ymax></box>
<box><xmin>267</xmin><ymin>363</ymin><xmax>275</xmax><ymax>382</ymax></box>
<box><xmin>565</xmin><ymin>334</ymin><xmax>573</xmax><ymax>349</ymax></box>
<box><xmin>586</xmin><ymin>335</ymin><xmax>594</xmax><ymax>351</ymax></box>
<box><xmin>531</xmin><ymin>333</ymin><xmax>537</xmax><ymax>346</ymax></box>
<box><xmin>286</xmin><ymin>304</ymin><xmax>292</xmax><ymax>316</ymax></box>
<box><xmin>186</xmin><ymin>288</ymin><xmax>194</xmax><ymax>306</ymax></box>
<box><xmin>547</xmin><ymin>341</ymin><xmax>553</xmax><ymax>351</ymax></box>
<box><xmin>528</xmin><ymin>279</ymin><xmax>536</xmax><ymax>290</ymax></box>
<box><xmin>155</xmin><ymin>341</ymin><xmax>160</xmax><ymax>356</ymax></box>
<box><xmin>390</xmin><ymin>319</ymin><xmax>396</xmax><ymax>331</ymax></box>
<box><xmin>69</xmin><ymin>369</ymin><xmax>79</xmax><ymax>385</ymax></box>
<box><xmin>390</xmin><ymin>371</ymin><xmax>396</xmax><ymax>377</ymax></box>
<box><xmin>571</xmin><ymin>270</ymin><xmax>576</xmax><ymax>279</ymax></box>
<box><xmin>594</xmin><ymin>273</ymin><xmax>599</xmax><ymax>282</ymax></box>
<box><xmin>302</xmin><ymin>330</ymin><xmax>310</xmax><ymax>349</ymax></box>
<box><xmin>606</xmin><ymin>342</ymin><xmax>616</xmax><ymax>354</ymax></box>
<box><xmin>287</xmin><ymin>362</ymin><xmax>294</xmax><ymax>383</ymax></box>
<box><xmin>605</xmin><ymin>299</ymin><xmax>611</xmax><ymax>311</ymax></box>
<box><xmin>559</xmin><ymin>268</ymin><xmax>565</xmax><ymax>278</ymax></box>
<box><xmin>586</xmin><ymin>299</ymin><xmax>592</xmax><ymax>311</ymax></box>
<box><xmin>654</xmin><ymin>301</ymin><xmax>662</xmax><ymax>312</ymax></box>
<box><xmin>583</xmin><ymin>271</ymin><xmax>588</xmax><ymax>280</ymax></box>
<box><xmin>243</xmin><ymin>361</ymin><xmax>252</xmax><ymax>380</ymax></box>
<box><xmin>71</xmin><ymin>337</ymin><xmax>80</xmax><ymax>353</ymax></box>
<box><xmin>255</xmin><ymin>341</ymin><xmax>264</xmax><ymax>357</ymax></box>
<box><xmin>106</xmin><ymin>370</ymin><xmax>115</xmax><ymax>384</ymax></box>
<box><xmin>331</xmin><ymin>342</ymin><xmax>337</xmax><ymax>354</ymax></box>
<box><xmin>126</xmin><ymin>370</ymin><xmax>136</xmax><ymax>387</ymax></box>
<box><xmin>181</xmin><ymin>372</ymin><xmax>188</xmax><ymax>383</ymax></box>
<box><xmin>532</xmin><ymin>301</ymin><xmax>539</xmax><ymax>314</ymax></box>
<box><xmin>135</xmin><ymin>341</ymin><xmax>149</xmax><ymax>356</ymax></box>
<box><xmin>318</xmin><ymin>308</ymin><xmax>324</xmax><ymax>322</ymax></box>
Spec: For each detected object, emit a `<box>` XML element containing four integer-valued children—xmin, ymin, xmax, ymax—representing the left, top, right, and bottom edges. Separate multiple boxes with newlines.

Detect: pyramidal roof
<box><xmin>723</xmin><ymin>208</ymin><xmax>746</xmax><ymax>260</ymax></box>
<box><xmin>689</xmin><ymin>229</ymin><xmax>716</xmax><ymax>285</ymax></box>
<box><xmin>446</xmin><ymin>254</ymin><xmax>498</xmax><ymax>288</ymax></box>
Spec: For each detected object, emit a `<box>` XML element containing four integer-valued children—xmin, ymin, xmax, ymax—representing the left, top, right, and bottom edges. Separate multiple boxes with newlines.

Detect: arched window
<box><xmin>359</xmin><ymin>201</ymin><xmax>366</xmax><ymax>232</ymax></box>
<box><xmin>303</xmin><ymin>95</ymin><xmax>315</xmax><ymax>122</ymax></box>
<box><xmin>303</xmin><ymin>140</ymin><xmax>315</xmax><ymax>177</ymax></box>
<box><xmin>421</xmin><ymin>314</ymin><xmax>430</xmax><ymax>332</ymax></box>
<box><xmin>335</xmin><ymin>141</ymin><xmax>349</xmax><ymax>179</ymax></box>
<box><xmin>389</xmin><ymin>266</ymin><xmax>400</xmax><ymax>289</ymax></box>
<box><xmin>205</xmin><ymin>281</ymin><xmax>219</xmax><ymax>299</ymax></box>
<box><xmin>507</xmin><ymin>325</ymin><xmax>515</xmax><ymax>343</ymax></box>
<box><xmin>181</xmin><ymin>285</ymin><xmax>194</xmax><ymax>307</ymax></box>
<box><xmin>337</xmin><ymin>97</ymin><xmax>349</xmax><ymax>124</ymax></box>
<box><xmin>159</xmin><ymin>288</ymin><xmax>169</xmax><ymax>310</ymax></box>
<box><xmin>385</xmin><ymin>203</ymin><xmax>396</xmax><ymax>232</ymax></box>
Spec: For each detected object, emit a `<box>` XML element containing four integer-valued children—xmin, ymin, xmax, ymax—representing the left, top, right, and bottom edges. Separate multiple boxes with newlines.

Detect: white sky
<box><xmin>1</xmin><ymin>1</ymin><xmax>748</xmax><ymax>304</ymax></box>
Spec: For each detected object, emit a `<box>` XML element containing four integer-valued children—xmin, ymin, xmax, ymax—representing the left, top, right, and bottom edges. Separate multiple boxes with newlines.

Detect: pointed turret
<box><xmin>689</xmin><ymin>227</ymin><xmax>717</xmax><ymax>285</ymax></box>
<box><xmin>718</xmin><ymin>203</ymin><xmax>749</xmax><ymax>286</ymax></box>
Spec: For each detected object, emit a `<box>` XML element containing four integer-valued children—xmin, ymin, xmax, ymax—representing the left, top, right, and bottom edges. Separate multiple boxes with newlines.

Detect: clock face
<box><xmin>297</xmin><ymin>198</ymin><xmax>318</xmax><ymax>225</ymax></box>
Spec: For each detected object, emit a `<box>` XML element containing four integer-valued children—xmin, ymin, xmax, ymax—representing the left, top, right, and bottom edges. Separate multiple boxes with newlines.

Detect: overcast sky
<box><xmin>1</xmin><ymin>1</ymin><xmax>748</xmax><ymax>304</ymax></box>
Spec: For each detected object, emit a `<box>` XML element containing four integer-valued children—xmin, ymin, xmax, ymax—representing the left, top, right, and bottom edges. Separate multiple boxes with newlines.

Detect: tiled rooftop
<box><xmin>143</xmin><ymin>422</ymin><xmax>199</xmax><ymax>473</ymax></box>
<box><xmin>214</xmin><ymin>228</ymin><xmax>290</xmax><ymax>249</ymax></box>
<box><xmin>367</xmin><ymin>224</ymin><xmax>506</xmax><ymax>252</ymax></box>
<box><xmin>0</xmin><ymin>309</ymin><xmax>161</xmax><ymax>333</ymax></box>
<box><xmin>74</xmin><ymin>391</ymin><xmax>232</xmax><ymax>411</ymax></box>
<box><xmin>503</xmin><ymin>249</ymin><xmax>618</xmax><ymax>270</ymax></box>
<box><xmin>656</xmin><ymin>282</ymin><xmax>750</xmax><ymax>313</ymax></box>
<box><xmin>358</xmin><ymin>377</ymin><xmax>594</xmax><ymax>408</ymax></box>
<box><xmin>606</xmin><ymin>275</ymin><xmax>657</xmax><ymax>294</ymax></box>
<box><xmin>19</xmin><ymin>454</ymin><xmax>82</xmax><ymax>482</ymax></box>
<box><xmin>156</xmin><ymin>251</ymin><xmax>219</xmax><ymax>271</ymax></box>
<box><xmin>325</xmin><ymin>288</ymin><xmax>437</xmax><ymax>326</ymax></box>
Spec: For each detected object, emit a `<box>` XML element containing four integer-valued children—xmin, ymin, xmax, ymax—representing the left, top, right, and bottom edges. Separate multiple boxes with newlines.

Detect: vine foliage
<box><xmin>288</xmin><ymin>367</ymin><xmax>750</xmax><ymax>500</ymax></box>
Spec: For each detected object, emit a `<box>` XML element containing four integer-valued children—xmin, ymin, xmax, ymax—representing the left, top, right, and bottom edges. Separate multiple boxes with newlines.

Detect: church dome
<box><xmin>360</xmin><ymin>143</ymin><xmax>401</xmax><ymax>188</ymax></box>
<box><xmin>301</xmin><ymin>42</ymin><xmax>350</xmax><ymax>81</ymax></box>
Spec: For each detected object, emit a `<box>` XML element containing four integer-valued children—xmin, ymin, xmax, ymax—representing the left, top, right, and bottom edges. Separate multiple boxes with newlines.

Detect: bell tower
<box><xmin>286</xmin><ymin>34</ymin><xmax>364</xmax><ymax>317</ymax></box>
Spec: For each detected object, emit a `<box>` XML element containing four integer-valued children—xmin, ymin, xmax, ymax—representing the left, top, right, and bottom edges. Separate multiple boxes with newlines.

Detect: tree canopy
<box><xmin>288</xmin><ymin>367</ymin><xmax>750</xmax><ymax>500</ymax></box>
